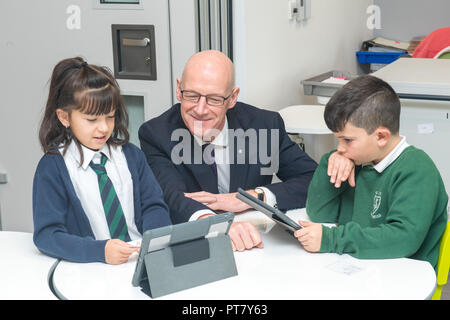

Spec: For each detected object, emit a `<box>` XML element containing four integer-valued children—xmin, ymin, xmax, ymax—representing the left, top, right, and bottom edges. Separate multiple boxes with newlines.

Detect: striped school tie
<box><xmin>89</xmin><ymin>153</ymin><xmax>131</xmax><ymax>241</ymax></box>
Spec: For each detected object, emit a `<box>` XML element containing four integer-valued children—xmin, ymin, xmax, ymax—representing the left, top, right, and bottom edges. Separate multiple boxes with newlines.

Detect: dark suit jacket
<box><xmin>139</xmin><ymin>102</ymin><xmax>318</xmax><ymax>224</ymax></box>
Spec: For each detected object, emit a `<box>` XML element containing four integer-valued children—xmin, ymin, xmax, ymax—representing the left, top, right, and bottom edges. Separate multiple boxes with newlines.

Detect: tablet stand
<box><xmin>136</xmin><ymin>213</ymin><xmax>237</xmax><ymax>298</ymax></box>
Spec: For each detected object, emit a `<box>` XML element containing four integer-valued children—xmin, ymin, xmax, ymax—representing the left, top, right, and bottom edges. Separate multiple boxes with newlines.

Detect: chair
<box><xmin>432</xmin><ymin>221</ymin><xmax>450</xmax><ymax>300</ymax></box>
<box><xmin>412</xmin><ymin>27</ymin><xmax>450</xmax><ymax>59</ymax></box>
<box><xmin>434</xmin><ymin>46</ymin><xmax>450</xmax><ymax>59</ymax></box>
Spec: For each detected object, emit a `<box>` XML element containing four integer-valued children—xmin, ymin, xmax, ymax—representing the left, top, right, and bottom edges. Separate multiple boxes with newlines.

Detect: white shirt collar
<box><xmin>372</xmin><ymin>136</ymin><xmax>409</xmax><ymax>173</ymax></box>
<box><xmin>64</xmin><ymin>140</ymin><xmax>112</xmax><ymax>170</ymax></box>
<box><xmin>193</xmin><ymin>117</ymin><xmax>229</xmax><ymax>148</ymax></box>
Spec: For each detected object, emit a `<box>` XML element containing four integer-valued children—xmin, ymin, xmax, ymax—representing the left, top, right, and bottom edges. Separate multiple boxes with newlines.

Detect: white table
<box><xmin>278</xmin><ymin>105</ymin><xmax>332</xmax><ymax>135</ymax></box>
<box><xmin>278</xmin><ymin>105</ymin><xmax>334</xmax><ymax>163</ymax></box>
<box><xmin>0</xmin><ymin>231</ymin><xmax>57</xmax><ymax>299</ymax></box>
<box><xmin>51</xmin><ymin>209</ymin><xmax>437</xmax><ymax>300</ymax></box>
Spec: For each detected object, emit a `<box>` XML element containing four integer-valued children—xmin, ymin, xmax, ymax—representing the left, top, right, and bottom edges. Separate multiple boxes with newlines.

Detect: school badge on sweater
<box><xmin>371</xmin><ymin>191</ymin><xmax>382</xmax><ymax>219</ymax></box>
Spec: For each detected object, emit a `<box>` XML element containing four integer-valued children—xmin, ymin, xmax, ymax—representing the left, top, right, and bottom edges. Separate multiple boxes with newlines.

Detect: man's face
<box><xmin>176</xmin><ymin>63</ymin><xmax>238</xmax><ymax>141</ymax></box>
<box><xmin>333</xmin><ymin>122</ymin><xmax>380</xmax><ymax>165</ymax></box>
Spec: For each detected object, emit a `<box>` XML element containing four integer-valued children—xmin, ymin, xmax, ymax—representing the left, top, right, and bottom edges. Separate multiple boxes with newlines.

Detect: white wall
<box><xmin>168</xmin><ymin>0</ymin><xmax>198</xmax><ymax>102</ymax></box>
<box><xmin>374</xmin><ymin>0</ymin><xmax>450</xmax><ymax>42</ymax></box>
<box><xmin>233</xmin><ymin>0</ymin><xmax>373</xmax><ymax>162</ymax></box>
<box><xmin>233</xmin><ymin>0</ymin><xmax>373</xmax><ymax>110</ymax></box>
<box><xmin>0</xmin><ymin>0</ymin><xmax>175</xmax><ymax>232</ymax></box>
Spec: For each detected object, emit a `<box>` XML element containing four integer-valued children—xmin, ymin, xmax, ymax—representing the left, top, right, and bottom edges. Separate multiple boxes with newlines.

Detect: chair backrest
<box><xmin>436</xmin><ymin>221</ymin><xmax>450</xmax><ymax>284</ymax></box>
<box><xmin>433</xmin><ymin>45</ymin><xmax>450</xmax><ymax>59</ymax></box>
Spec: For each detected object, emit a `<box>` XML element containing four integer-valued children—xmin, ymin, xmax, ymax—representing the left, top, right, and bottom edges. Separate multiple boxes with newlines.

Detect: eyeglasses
<box><xmin>180</xmin><ymin>89</ymin><xmax>233</xmax><ymax>107</ymax></box>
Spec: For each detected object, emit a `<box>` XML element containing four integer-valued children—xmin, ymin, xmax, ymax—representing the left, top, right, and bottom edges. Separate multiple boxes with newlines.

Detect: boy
<box><xmin>295</xmin><ymin>75</ymin><xmax>448</xmax><ymax>269</ymax></box>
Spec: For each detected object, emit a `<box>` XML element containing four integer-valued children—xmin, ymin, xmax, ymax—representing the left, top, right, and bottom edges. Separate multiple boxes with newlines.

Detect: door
<box><xmin>0</xmin><ymin>0</ymin><xmax>198</xmax><ymax>231</ymax></box>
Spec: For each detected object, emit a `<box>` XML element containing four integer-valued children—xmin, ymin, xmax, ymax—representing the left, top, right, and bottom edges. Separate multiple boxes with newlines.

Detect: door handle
<box><xmin>0</xmin><ymin>172</ymin><xmax>7</xmax><ymax>184</ymax></box>
<box><xmin>122</xmin><ymin>37</ymin><xmax>150</xmax><ymax>47</ymax></box>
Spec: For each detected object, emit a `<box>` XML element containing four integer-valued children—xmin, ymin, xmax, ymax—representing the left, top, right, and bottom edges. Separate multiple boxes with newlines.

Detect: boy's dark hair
<box><xmin>39</xmin><ymin>57</ymin><xmax>129</xmax><ymax>164</ymax></box>
<box><xmin>324</xmin><ymin>75</ymin><xmax>401</xmax><ymax>134</ymax></box>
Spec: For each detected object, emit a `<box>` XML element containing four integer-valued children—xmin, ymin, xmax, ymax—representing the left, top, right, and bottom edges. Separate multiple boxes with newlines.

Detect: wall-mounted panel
<box><xmin>112</xmin><ymin>24</ymin><xmax>157</xmax><ymax>80</ymax></box>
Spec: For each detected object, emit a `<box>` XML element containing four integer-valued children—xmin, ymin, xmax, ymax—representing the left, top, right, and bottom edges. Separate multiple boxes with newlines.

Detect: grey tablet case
<box><xmin>132</xmin><ymin>212</ymin><xmax>237</xmax><ymax>298</ymax></box>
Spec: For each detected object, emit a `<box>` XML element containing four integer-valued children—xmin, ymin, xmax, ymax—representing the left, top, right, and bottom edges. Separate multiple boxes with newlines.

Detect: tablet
<box><xmin>236</xmin><ymin>188</ymin><xmax>302</xmax><ymax>233</ymax></box>
<box><xmin>132</xmin><ymin>212</ymin><xmax>234</xmax><ymax>287</ymax></box>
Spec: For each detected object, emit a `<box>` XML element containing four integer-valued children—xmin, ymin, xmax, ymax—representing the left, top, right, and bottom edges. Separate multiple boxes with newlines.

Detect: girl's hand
<box><xmin>105</xmin><ymin>239</ymin><xmax>140</xmax><ymax>265</ymax></box>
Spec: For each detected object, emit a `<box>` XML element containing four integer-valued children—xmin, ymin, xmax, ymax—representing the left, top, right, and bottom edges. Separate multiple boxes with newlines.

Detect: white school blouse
<box><xmin>60</xmin><ymin>141</ymin><xmax>141</xmax><ymax>241</ymax></box>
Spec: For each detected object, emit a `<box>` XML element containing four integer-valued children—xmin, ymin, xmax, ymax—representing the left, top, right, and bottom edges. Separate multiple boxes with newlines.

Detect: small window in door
<box><xmin>123</xmin><ymin>95</ymin><xmax>145</xmax><ymax>148</ymax></box>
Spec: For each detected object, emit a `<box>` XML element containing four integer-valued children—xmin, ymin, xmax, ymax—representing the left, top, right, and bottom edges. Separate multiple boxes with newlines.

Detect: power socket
<box><xmin>288</xmin><ymin>0</ymin><xmax>311</xmax><ymax>21</ymax></box>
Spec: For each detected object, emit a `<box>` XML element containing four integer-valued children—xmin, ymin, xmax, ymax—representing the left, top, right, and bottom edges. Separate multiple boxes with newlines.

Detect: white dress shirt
<box><xmin>60</xmin><ymin>140</ymin><xmax>141</xmax><ymax>241</ymax></box>
<box><xmin>189</xmin><ymin>119</ymin><xmax>277</xmax><ymax>221</ymax></box>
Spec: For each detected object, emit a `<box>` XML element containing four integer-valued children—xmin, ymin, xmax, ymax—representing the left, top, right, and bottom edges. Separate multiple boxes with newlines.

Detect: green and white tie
<box><xmin>89</xmin><ymin>153</ymin><xmax>131</xmax><ymax>241</ymax></box>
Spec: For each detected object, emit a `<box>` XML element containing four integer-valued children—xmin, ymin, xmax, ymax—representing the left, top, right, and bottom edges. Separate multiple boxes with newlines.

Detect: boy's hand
<box><xmin>294</xmin><ymin>221</ymin><xmax>322</xmax><ymax>252</ymax></box>
<box><xmin>105</xmin><ymin>239</ymin><xmax>140</xmax><ymax>265</ymax></box>
<box><xmin>328</xmin><ymin>152</ymin><xmax>356</xmax><ymax>188</ymax></box>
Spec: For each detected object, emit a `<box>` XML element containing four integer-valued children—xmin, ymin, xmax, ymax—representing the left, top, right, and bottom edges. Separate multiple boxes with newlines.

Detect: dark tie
<box><xmin>89</xmin><ymin>153</ymin><xmax>131</xmax><ymax>241</ymax></box>
<box><xmin>202</xmin><ymin>143</ymin><xmax>217</xmax><ymax>177</ymax></box>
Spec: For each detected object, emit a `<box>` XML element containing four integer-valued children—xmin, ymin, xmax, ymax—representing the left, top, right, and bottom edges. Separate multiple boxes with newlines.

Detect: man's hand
<box><xmin>294</xmin><ymin>221</ymin><xmax>322</xmax><ymax>253</ymax></box>
<box><xmin>184</xmin><ymin>190</ymin><xmax>257</xmax><ymax>213</ymax></box>
<box><xmin>197</xmin><ymin>214</ymin><xmax>264</xmax><ymax>252</ymax></box>
<box><xmin>327</xmin><ymin>152</ymin><xmax>356</xmax><ymax>188</ymax></box>
<box><xmin>228</xmin><ymin>221</ymin><xmax>264</xmax><ymax>251</ymax></box>
<box><xmin>105</xmin><ymin>239</ymin><xmax>140</xmax><ymax>265</ymax></box>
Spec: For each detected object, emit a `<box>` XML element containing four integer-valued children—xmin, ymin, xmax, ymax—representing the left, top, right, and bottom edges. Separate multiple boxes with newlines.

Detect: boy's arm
<box><xmin>320</xmin><ymin>162</ymin><xmax>447</xmax><ymax>262</ymax></box>
<box><xmin>306</xmin><ymin>151</ymin><xmax>352</xmax><ymax>224</ymax></box>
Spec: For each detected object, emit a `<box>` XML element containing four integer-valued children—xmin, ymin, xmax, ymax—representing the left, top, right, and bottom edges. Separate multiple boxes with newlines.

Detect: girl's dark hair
<box><xmin>39</xmin><ymin>57</ymin><xmax>129</xmax><ymax>163</ymax></box>
<box><xmin>324</xmin><ymin>75</ymin><xmax>401</xmax><ymax>134</ymax></box>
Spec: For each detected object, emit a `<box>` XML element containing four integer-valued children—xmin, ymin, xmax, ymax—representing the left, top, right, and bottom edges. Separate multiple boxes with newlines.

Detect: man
<box><xmin>139</xmin><ymin>50</ymin><xmax>317</xmax><ymax>251</ymax></box>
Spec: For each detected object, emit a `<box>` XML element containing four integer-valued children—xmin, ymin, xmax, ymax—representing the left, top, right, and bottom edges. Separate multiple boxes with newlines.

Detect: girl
<box><xmin>33</xmin><ymin>57</ymin><xmax>172</xmax><ymax>264</ymax></box>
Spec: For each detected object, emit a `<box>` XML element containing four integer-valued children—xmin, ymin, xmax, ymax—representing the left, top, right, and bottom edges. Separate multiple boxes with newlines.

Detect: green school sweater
<box><xmin>306</xmin><ymin>146</ymin><xmax>448</xmax><ymax>269</ymax></box>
